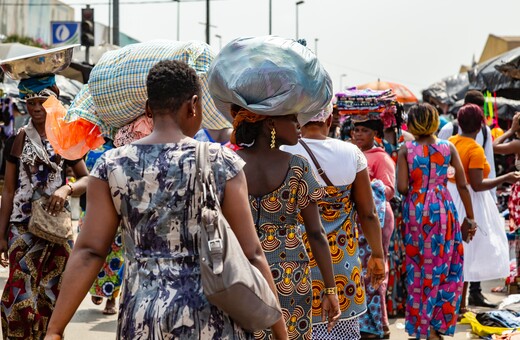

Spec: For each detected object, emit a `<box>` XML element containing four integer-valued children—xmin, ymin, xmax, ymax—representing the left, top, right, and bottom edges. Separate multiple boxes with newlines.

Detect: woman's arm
<box><xmin>46</xmin><ymin>160</ymin><xmax>89</xmax><ymax>214</ymax></box>
<box><xmin>45</xmin><ymin>177</ymin><xmax>120</xmax><ymax>339</ymax></box>
<box><xmin>397</xmin><ymin>146</ymin><xmax>409</xmax><ymax>195</ymax></box>
<box><xmin>493</xmin><ymin>112</ymin><xmax>520</xmax><ymax>155</ymax></box>
<box><xmin>221</xmin><ymin>170</ymin><xmax>288</xmax><ymax>340</ymax></box>
<box><xmin>300</xmin><ymin>203</ymin><xmax>341</xmax><ymax>331</ymax></box>
<box><xmin>0</xmin><ymin>161</ymin><xmax>18</xmax><ymax>267</ymax></box>
<box><xmin>351</xmin><ymin>168</ymin><xmax>385</xmax><ymax>288</ymax></box>
<box><xmin>449</xmin><ymin>143</ymin><xmax>474</xmax><ymax>220</ymax></box>
<box><xmin>468</xmin><ymin>168</ymin><xmax>520</xmax><ymax>192</ymax></box>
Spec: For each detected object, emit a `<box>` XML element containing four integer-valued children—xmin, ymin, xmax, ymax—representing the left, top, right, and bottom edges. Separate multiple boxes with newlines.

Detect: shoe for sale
<box><xmin>468</xmin><ymin>292</ymin><xmax>498</xmax><ymax>308</ymax></box>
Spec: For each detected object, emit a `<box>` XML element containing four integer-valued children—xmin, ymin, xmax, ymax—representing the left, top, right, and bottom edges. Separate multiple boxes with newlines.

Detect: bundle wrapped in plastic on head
<box><xmin>208</xmin><ymin>36</ymin><xmax>333</xmax><ymax>125</ymax></box>
<box><xmin>87</xmin><ymin>40</ymin><xmax>231</xmax><ymax>131</ymax></box>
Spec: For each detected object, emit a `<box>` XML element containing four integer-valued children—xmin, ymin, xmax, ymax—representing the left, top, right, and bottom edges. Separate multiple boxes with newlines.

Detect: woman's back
<box><xmin>91</xmin><ymin>139</ymin><xmax>251</xmax><ymax>339</ymax></box>
<box><xmin>405</xmin><ymin>139</ymin><xmax>451</xmax><ymax>192</ymax></box>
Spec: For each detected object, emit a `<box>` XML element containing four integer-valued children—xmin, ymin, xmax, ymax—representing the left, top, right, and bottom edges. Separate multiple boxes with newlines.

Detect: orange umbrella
<box><xmin>356</xmin><ymin>79</ymin><xmax>418</xmax><ymax>104</ymax></box>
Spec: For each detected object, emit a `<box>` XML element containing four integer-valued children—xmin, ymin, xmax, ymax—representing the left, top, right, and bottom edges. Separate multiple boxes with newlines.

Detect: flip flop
<box><xmin>91</xmin><ymin>296</ymin><xmax>103</xmax><ymax>305</ymax></box>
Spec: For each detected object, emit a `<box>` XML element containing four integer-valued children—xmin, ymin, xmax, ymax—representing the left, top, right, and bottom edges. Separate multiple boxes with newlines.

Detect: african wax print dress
<box><xmin>1</xmin><ymin>131</ymin><xmax>78</xmax><ymax>339</ymax></box>
<box><xmin>91</xmin><ymin>139</ymin><xmax>253</xmax><ymax>339</ymax></box>
<box><xmin>250</xmin><ymin>155</ymin><xmax>325</xmax><ymax>340</ymax></box>
<box><xmin>402</xmin><ymin>140</ymin><xmax>464</xmax><ymax>339</ymax></box>
<box><xmin>78</xmin><ymin>140</ymin><xmax>124</xmax><ymax>300</ymax></box>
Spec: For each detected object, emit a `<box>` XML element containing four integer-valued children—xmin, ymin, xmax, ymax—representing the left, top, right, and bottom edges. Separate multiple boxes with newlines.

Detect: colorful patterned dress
<box><xmin>250</xmin><ymin>155</ymin><xmax>325</xmax><ymax>340</ymax></box>
<box><xmin>91</xmin><ymin>139</ymin><xmax>252</xmax><ymax>339</ymax></box>
<box><xmin>402</xmin><ymin>140</ymin><xmax>464</xmax><ymax>339</ymax></box>
<box><xmin>1</xmin><ymin>132</ymin><xmax>78</xmax><ymax>339</ymax></box>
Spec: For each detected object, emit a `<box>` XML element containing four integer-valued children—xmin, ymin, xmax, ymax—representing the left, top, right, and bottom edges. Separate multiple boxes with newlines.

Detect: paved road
<box><xmin>0</xmin><ymin>220</ymin><xmax>505</xmax><ymax>340</ymax></box>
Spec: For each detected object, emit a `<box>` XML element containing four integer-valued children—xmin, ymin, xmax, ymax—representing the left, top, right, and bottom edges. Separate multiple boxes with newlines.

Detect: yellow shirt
<box><xmin>448</xmin><ymin>135</ymin><xmax>490</xmax><ymax>183</ymax></box>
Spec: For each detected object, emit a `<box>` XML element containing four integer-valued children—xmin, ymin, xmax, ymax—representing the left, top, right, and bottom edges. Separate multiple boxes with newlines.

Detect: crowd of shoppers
<box><xmin>0</xmin><ymin>36</ymin><xmax>515</xmax><ymax>340</ymax></box>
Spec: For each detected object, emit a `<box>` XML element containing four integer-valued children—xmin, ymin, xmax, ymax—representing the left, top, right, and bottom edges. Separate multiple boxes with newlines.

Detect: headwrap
<box><xmin>230</xmin><ymin>107</ymin><xmax>267</xmax><ymax>145</ymax></box>
<box><xmin>208</xmin><ymin>36</ymin><xmax>333</xmax><ymax>126</ymax></box>
<box><xmin>353</xmin><ymin>119</ymin><xmax>384</xmax><ymax>132</ymax></box>
<box><xmin>18</xmin><ymin>75</ymin><xmax>57</xmax><ymax>99</ymax></box>
<box><xmin>309</xmin><ymin>101</ymin><xmax>333</xmax><ymax>123</ymax></box>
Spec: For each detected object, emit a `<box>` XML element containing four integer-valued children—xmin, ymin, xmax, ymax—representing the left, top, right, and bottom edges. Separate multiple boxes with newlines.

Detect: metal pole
<box><xmin>176</xmin><ymin>0</ymin><xmax>180</xmax><ymax>41</ymax></box>
<box><xmin>85</xmin><ymin>4</ymin><xmax>90</xmax><ymax>63</ymax></box>
<box><xmin>295</xmin><ymin>4</ymin><xmax>298</xmax><ymax>40</ymax></box>
<box><xmin>205</xmin><ymin>0</ymin><xmax>210</xmax><ymax>44</ymax></box>
<box><xmin>113</xmin><ymin>0</ymin><xmax>120</xmax><ymax>45</ymax></box>
<box><xmin>108</xmin><ymin>0</ymin><xmax>112</xmax><ymax>44</ymax></box>
<box><xmin>268</xmin><ymin>0</ymin><xmax>272</xmax><ymax>35</ymax></box>
<box><xmin>314</xmin><ymin>38</ymin><xmax>318</xmax><ymax>56</ymax></box>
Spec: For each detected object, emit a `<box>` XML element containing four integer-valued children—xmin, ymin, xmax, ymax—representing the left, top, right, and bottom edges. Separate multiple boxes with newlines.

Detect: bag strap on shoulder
<box><xmin>452</xmin><ymin>122</ymin><xmax>459</xmax><ymax>136</ymax></box>
<box><xmin>298</xmin><ymin>139</ymin><xmax>334</xmax><ymax>187</ymax></box>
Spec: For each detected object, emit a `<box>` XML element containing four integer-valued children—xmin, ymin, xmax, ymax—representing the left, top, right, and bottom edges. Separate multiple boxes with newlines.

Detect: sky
<box><xmin>63</xmin><ymin>0</ymin><xmax>520</xmax><ymax>99</ymax></box>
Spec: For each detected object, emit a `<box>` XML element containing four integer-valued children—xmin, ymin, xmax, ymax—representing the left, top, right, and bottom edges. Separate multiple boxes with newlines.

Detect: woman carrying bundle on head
<box><xmin>44</xmin><ymin>60</ymin><xmax>285</xmax><ymax>340</ymax></box>
<box><xmin>397</xmin><ymin>103</ymin><xmax>475</xmax><ymax>339</ymax></box>
<box><xmin>208</xmin><ymin>36</ymin><xmax>341</xmax><ymax>339</ymax></box>
<box><xmin>0</xmin><ymin>73</ymin><xmax>89</xmax><ymax>339</ymax></box>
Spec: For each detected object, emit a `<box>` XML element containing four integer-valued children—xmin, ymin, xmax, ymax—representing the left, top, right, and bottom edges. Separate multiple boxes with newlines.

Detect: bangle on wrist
<box><xmin>66</xmin><ymin>183</ymin><xmax>74</xmax><ymax>196</ymax></box>
<box><xmin>323</xmin><ymin>287</ymin><xmax>337</xmax><ymax>295</ymax></box>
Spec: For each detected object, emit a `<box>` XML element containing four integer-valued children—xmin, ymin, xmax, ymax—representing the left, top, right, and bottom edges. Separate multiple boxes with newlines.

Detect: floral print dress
<box><xmin>402</xmin><ymin>140</ymin><xmax>464</xmax><ymax>339</ymax></box>
<box><xmin>249</xmin><ymin>155</ymin><xmax>325</xmax><ymax>340</ymax></box>
<box><xmin>91</xmin><ymin>139</ymin><xmax>252</xmax><ymax>340</ymax></box>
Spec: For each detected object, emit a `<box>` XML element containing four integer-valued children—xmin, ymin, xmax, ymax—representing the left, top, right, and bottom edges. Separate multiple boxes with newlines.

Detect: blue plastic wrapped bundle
<box><xmin>208</xmin><ymin>36</ymin><xmax>333</xmax><ymax>125</ymax></box>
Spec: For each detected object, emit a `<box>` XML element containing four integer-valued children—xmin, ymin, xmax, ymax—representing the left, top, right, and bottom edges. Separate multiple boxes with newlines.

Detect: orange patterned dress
<box><xmin>250</xmin><ymin>155</ymin><xmax>325</xmax><ymax>340</ymax></box>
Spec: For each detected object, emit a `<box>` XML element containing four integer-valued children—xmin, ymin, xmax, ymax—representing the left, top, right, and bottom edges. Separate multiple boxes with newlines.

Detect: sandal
<box><xmin>91</xmin><ymin>296</ymin><xmax>103</xmax><ymax>305</ymax></box>
<box><xmin>102</xmin><ymin>298</ymin><xmax>117</xmax><ymax>315</ymax></box>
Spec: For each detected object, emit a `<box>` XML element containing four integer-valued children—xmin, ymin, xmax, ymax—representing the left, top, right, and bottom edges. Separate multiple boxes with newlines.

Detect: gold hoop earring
<box><xmin>270</xmin><ymin>128</ymin><xmax>276</xmax><ymax>149</ymax></box>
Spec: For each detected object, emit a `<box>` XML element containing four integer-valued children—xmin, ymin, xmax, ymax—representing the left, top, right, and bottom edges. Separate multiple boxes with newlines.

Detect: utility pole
<box><xmin>177</xmin><ymin>0</ymin><xmax>180</xmax><ymax>40</ymax></box>
<box><xmin>314</xmin><ymin>38</ymin><xmax>318</xmax><ymax>56</ymax></box>
<box><xmin>206</xmin><ymin>0</ymin><xmax>210</xmax><ymax>44</ymax></box>
<box><xmin>113</xmin><ymin>0</ymin><xmax>119</xmax><ymax>45</ymax></box>
<box><xmin>269</xmin><ymin>0</ymin><xmax>272</xmax><ymax>35</ymax></box>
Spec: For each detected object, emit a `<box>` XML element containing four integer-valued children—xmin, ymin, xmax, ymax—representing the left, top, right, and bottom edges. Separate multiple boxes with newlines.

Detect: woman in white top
<box><xmin>282</xmin><ymin>108</ymin><xmax>385</xmax><ymax>340</ymax></box>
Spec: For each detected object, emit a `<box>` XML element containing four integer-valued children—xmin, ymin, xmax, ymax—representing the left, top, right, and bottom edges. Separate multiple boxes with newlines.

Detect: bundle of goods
<box><xmin>336</xmin><ymin>88</ymin><xmax>404</xmax><ymax>129</ymax></box>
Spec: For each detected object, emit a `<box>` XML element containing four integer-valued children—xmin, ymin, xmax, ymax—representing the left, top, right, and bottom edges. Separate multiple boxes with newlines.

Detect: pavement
<box><xmin>0</xmin><ymin>219</ymin><xmax>508</xmax><ymax>339</ymax></box>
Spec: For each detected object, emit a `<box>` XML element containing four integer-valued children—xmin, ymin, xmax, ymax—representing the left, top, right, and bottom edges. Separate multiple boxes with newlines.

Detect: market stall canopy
<box><xmin>448</xmin><ymin>96</ymin><xmax>520</xmax><ymax>120</ymax></box>
<box><xmin>469</xmin><ymin>46</ymin><xmax>520</xmax><ymax>92</ymax></box>
<box><xmin>356</xmin><ymin>79</ymin><xmax>418</xmax><ymax>104</ymax></box>
<box><xmin>422</xmin><ymin>73</ymin><xmax>470</xmax><ymax>106</ymax></box>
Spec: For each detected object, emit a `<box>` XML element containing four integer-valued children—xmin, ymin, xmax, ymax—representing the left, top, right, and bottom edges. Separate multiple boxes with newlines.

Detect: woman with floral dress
<box><xmin>397</xmin><ymin>103</ymin><xmax>475</xmax><ymax>339</ymax></box>
<box><xmin>44</xmin><ymin>60</ymin><xmax>286</xmax><ymax>340</ymax></box>
<box><xmin>0</xmin><ymin>75</ymin><xmax>89</xmax><ymax>339</ymax></box>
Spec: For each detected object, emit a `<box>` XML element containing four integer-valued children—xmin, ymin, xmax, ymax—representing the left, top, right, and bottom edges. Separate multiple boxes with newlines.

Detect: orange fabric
<box><xmin>448</xmin><ymin>135</ymin><xmax>490</xmax><ymax>183</ymax></box>
<box><xmin>230</xmin><ymin>108</ymin><xmax>267</xmax><ymax>145</ymax></box>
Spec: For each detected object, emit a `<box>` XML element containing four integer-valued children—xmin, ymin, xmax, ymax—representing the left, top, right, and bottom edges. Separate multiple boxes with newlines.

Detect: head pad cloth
<box><xmin>208</xmin><ymin>36</ymin><xmax>333</xmax><ymax>126</ymax></box>
<box><xmin>309</xmin><ymin>100</ymin><xmax>334</xmax><ymax>123</ymax></box>
<box><xmin>18</xmin><ymin>75</ymin><xmax>57</xmax><ymax>99</ymax></box>
<box><xmin>88</xmin><ymin>40</ymin><xmax>231</xmax><ymax>130</ymax></box>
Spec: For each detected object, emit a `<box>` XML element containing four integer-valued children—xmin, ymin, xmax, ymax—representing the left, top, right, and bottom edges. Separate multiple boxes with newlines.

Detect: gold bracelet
<box><xmin>323</xmin><ymin>287</ymin><xmax>337</xmax><ymax>295</ymax></box>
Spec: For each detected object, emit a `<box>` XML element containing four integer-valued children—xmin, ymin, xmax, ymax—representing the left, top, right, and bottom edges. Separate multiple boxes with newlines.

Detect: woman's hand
<box><xmin>506</xmin><ymin>171</ymin><xmax>520</xmax><ymax>184</ymax></box>
<box><xmin>511</xmin><ymin>112</ymin><xmax>520</xmax><ymax>132</ymax></box>
<box><xmin>0</xmin><ymin>238</ymin><xmax>8</xmax><ymax>267</ymax></box>
<box><xmin>321</xmin><ymin>293</ymin><xmax>341</xmax><ymax>332</ymax></box>
<box><xmin>366</xmin><ymin>256</ymin><xmax>386</xmax><ymax>289</ymax></box>
<box><xmin>46</xmin><ymin>185</ymin><xmax>70</xmax><ymax>216</ymax></box>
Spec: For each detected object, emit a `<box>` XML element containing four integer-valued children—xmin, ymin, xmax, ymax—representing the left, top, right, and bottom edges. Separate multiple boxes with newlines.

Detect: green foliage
<box><xmin>3</xmin><ymin>34</ymin><xmax>49</xmax><ymax>49</ymax></box>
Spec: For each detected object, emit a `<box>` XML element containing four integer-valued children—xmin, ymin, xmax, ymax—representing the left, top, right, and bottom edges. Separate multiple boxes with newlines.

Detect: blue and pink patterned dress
<box><xmin>402</xmin><ymin>140</ymin><xmax>464</xmax><ymax>339</ymax></box>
